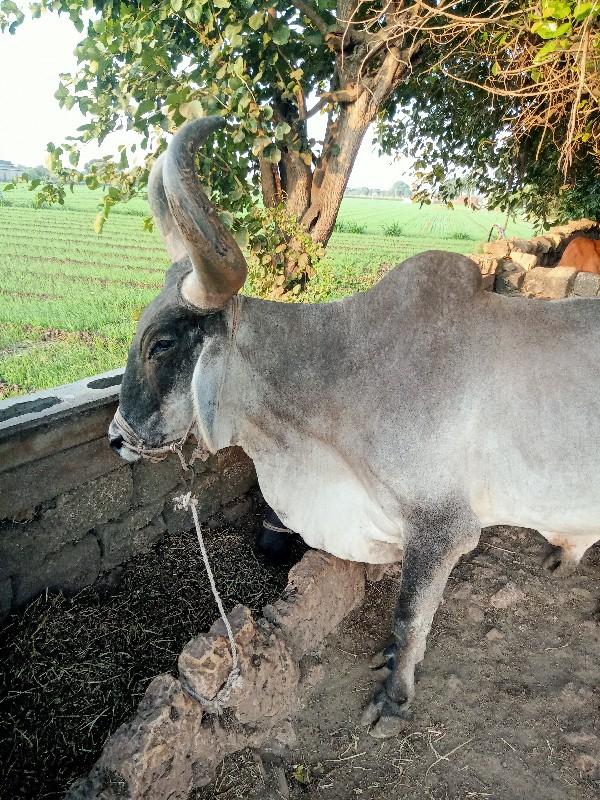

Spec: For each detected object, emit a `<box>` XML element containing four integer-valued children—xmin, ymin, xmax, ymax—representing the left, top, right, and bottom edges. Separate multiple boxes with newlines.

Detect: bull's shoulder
<box><xmin>374</xmin><ymin>250</ymin><xmax>483</xmax><ymax>302</ymax></box>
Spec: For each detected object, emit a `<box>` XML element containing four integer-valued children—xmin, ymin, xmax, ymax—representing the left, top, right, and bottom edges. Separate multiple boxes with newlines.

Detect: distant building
<box><xmin>0</xmin><ymin>160</ymin><xmax>22</xmax><ymax>182</ymax></box>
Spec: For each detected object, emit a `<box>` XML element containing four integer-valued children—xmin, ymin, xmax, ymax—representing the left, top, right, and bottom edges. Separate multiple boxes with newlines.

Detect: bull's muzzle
<box><xmin>108</xmin><ymin>418</ymin><xmax>141</xmax><ymax>462</ymax></box>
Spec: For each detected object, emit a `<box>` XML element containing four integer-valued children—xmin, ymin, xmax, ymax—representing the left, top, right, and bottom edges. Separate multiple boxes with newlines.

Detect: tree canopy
<box><xmin>2</xmin><ymin>0</ymin><xmax>600</xmax><ymax>291</ymax></box>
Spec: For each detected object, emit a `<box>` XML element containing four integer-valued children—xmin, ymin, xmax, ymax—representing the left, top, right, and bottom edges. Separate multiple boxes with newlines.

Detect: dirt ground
<box><xmin>197</xmin><ymin>526</ymin><xmax>600</xmax><ymax>800</ymax></box>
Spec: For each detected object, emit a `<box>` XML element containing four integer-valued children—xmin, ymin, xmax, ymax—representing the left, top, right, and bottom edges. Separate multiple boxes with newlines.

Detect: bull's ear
<box><xmin>147</xmin><ymin>153</ymin><xmax>190</xmax><ymax>264</ymax></box>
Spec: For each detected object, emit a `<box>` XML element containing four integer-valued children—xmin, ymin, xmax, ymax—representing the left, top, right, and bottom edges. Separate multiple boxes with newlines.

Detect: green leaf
<box><xmin>541</xmin><ymin>0</ymin><xmax>572</xmax><ymax>19</ymax></box>
<box><xmin>271</xmin><ymin>23</ymin><xmax>291</xmax><ymax>46</ymax></box>
<box><xmin>93</xmin><ymin>212</ymin><xmax>105</xmax><ymax>234</ymax></box>
<box><xmin>171</xmin><ymin>0</ymin><xmax>183</xmax><ymax>11</ymax></box>
<box><xmin>274</xmin><ymin>122</ymin><xmax>291</xmax><ymax>140</ymax></box>
<box><xmin>248</xmin><ymin>11</ymin><xmax>263</xmax><ymax>30</ymax></box>
<box><xmin>573</xmin><ymin>1</ymin><xmax>595</xmax><ymax>20</ymax></box>
<box><xmin>185</xmin><ymin>3</ymin><xmax>203</xmax><ymax>24</ymax></box>
<box><xmin>531</xmin><ymin>19</ymin><xmax>572</xmax><ymax>38</ymax></box>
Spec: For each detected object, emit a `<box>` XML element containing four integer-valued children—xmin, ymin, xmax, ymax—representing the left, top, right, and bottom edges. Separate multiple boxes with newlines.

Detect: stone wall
<box><xmin>0</xmin><ymin>369</ymin><xmax>256</xmax><ymax>620</ymax></box>
<box><xmin>467</xmin><ymin>217</ymin><xmax>600</xmax><ymax>298</ymax></box>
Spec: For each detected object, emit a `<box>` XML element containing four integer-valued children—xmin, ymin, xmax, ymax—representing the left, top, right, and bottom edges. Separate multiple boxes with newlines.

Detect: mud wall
<box><xmin>468</xmin><ymin>217</ymin><xmax>600</xmax><ymax>298</ymax></box>
<box><xmin>0</xmin><ymin>369</ymin><xmax>256</xmax><ymax>620</ymax></box>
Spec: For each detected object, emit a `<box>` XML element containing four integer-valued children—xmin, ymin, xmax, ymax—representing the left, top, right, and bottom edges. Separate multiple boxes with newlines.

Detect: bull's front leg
<box><xmin>363</xmin><ymin>508</ymin><xmax>481</xmax><ymax>739</ymax></box>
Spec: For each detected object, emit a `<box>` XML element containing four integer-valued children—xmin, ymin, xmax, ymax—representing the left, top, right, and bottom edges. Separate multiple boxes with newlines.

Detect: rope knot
<box><xmin>172</xmin><ymin>491</ymin><xmax>197</xmax><ymax>512</ymax></box>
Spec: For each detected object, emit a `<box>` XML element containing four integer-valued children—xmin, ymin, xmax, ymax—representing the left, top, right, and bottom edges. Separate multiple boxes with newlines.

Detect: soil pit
<box><xmin>0</xmin><ymin>491</ymin><xmax>306</xmax><ymax>800</ymax></box>
<box><xmin>193</xmin><ymin>526</ymin><xmax>600</xmax><ymax>800</ymax></box>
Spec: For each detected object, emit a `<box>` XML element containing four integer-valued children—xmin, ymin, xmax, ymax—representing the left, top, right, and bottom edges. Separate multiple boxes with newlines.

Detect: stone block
<box><xmin>41</xmin><ymin>468</ymin><xmax>132</xmax><ymax>539</ymax></box>
<box><xmin>216</xmin><ymin>447</ymin><xmax>257</xmax><ymax>504</ymax></box>
<box><xmin>131</xmin><ymin>457</ymin><xmax>183</xmax><ymax>507</ymax></box>
<box><xmin>0</xmin><ymin>437</ymin><xmax>123</xmax><ymax>520</ymax></box>
<box><xmin>481</xmin><ymin>273</ymin><xmax>495</xmax><ymax>292</ymax></box>
<box><xmin>573</xmin><ymin>272</ymin><xmax>600</xmax><ymax>297</ymax></box>
<box><xmin>180</xmin><ymin>606</ymin><xmax>300</xmax><ymax>725</ymax></box>
<box><xmin>263</xmin><ymin>550</ymin><xmax>366</xmax><ymax>659</ymax></box>
<box><xmin>466</xmin><ymin>253</ymin><xmax>499</xmax><ymax>276</ymax></box>
<box><xmin>98</xmin><ymin>504</ymin><xmax>166</xmax><ymax>571</ymax></box>
<box><xmin>545</xmin><ymin>265</ymin><xmax>577</xmax><ymax>299</ymax></box>
<box><xmin>507</xmin><ymin>238</ymin><xmax>537</xmax><ymax>255</ymax></box>
<box><xmin>523</xmin><ymin>266</ymin><xmax>552</xmax><ymax>297</ymax></box>
<box><xmin>483</xmin><ymin>239</ymin><xmax>511</xmax><ymax>258</ymax></box>
<box><xmin>529</xmin><ymin>236</ymin><xmax>554</xmax><ymax>255</ymax></box>
<box><xmin>510</xmin><ymin>250</ymin><xmax>538</xmax><ymax>271</ymax></box>
<box><xmin>65</xmin><ymin>674</ymin><xmax>201</xmax><ymax>800</ymax></box>
<box><xmin>14</xmin><ymin>534</ymin><xmax>101</xmax><ymax>605</ymax></box>
<box><xmin>0</xmin><ymin>577</ymin><xmax>13</xmax><ymax>620</ymax></box>
<box><xmin>163</xmin><ymin>472</ymin><xmax>221</xmax><ymax>535</ymax></box>
<box><xmin>495</xmin><ymin>268</ymin><xmax>525</xmax><ymax>294</ymax></box>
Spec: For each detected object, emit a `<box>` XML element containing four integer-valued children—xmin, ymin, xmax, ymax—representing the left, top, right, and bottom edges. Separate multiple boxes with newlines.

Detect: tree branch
<box><xmin>292</xmin><ymin>0</ymin><xmax>332</xmax><ymax>36</ymax></box>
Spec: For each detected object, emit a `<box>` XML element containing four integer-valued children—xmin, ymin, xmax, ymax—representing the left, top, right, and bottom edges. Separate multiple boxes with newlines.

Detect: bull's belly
<box><xmin>471</xmin><ymin>482</ymin><xmax>600</xmax><ymax>536</ymax></box>
<box><xmin>252</xmin><ymin>454</ymin><xmax>404</xmax><ymax>564</ymax></box>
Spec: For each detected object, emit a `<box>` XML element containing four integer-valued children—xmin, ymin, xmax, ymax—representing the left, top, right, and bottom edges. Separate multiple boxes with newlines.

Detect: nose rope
<box><xmin>112</xmin><ymin>407</ymin><xmax>241</xmax><ymax>712</ymax></box>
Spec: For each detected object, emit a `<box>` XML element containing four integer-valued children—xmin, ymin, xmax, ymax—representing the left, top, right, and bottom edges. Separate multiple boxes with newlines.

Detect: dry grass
<box><xmin>0</xmin><ymin>494</ymin><xmax>305</xmax><ymax>800</ymax></box>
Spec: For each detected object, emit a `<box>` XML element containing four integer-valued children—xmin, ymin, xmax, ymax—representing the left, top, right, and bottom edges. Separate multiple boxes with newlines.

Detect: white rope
<box><xmin>112</xmin><ymin>409</ymin><xmax>242</xmax><ymax>713</ymax></box>
<box><xmin>172</xmin><ymin>491</ymin><xmax>243</xmax><ymax>713</ymax></box>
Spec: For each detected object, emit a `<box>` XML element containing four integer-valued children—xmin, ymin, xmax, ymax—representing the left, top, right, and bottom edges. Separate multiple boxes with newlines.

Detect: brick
<box><xmin>0</xmin><ymin>437</ymin><xmax>123</xmax><ymax>520</ymax></box>
<box><xmin>14</xmin><ymin>534</ymin><xmax>101</xmax><ymax>605</ymax></box>
<box><xmin>573</xmin><ymin>272</ymin><xmax>600</xmax><ymax>297</ymax></box>
<box><xmin>131</xmin><ymin>457</ymin><xmax>184</xmax><ymax>507</ymax></box>
<box><xmin>180</xmin><ymin>606</ymin><xmax>300</xmax><ymax>725</ymax></box>
<box><xmin>216</xmin><ymin>447</ymin><xmax>256</xmax><ymax>504</ymax></box>
<box><xmin>522</xmin><ymin>266</ymin><xmax>552</xmax><ymax>297</ymax></box>
<box><xmin>163</xmin><ymin>471</ymin><xmax>221</xmax><ymax>535</ymax></box>
<box><xmin>484</xmin><ymin>239</ymin><xmax>511</xmax><ymax>258</ymax></box>
<box><xmin>263</xmin><ymin>550</ymin><xmax>366</xmax><ymax>658</ymax></box>
<box><xmin>98</xmin><ymin>503</ymin><xmax>166</xmax><ymax>571</ymax></box>
<box><xmin>545</xmin><ymin>265</ymin><xmax>577</xmax><ymax>299</ymax></box>
<box><xmin>510</xmin><ymin>250</ymin><xmax>538</xmax><ymax>271</ymax></box>
<box><xmin>495</xmin><ymin>268</ymin><xmax>525</xmax><ymax>294</ymax></box>
<box><xmin>41</xmin><ymin>468</ymin><xmax>132</xmax><ymax>538</ymax></box>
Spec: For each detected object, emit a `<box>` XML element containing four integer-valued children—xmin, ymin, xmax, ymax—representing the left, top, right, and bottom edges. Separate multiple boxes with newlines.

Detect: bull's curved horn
<box><xmin>162</xmin><ymin>117</ymin><xmax>248</xmax><ymax>309</ymax></box>
<box><xmin>147</xmin><ymin>153</ymin><xmax>189</xmax><ymax>264</ymax></box>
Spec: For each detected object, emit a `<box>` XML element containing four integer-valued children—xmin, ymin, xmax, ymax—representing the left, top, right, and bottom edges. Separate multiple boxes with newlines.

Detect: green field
<box><xmin>0</xmin><ymin>187</ymin><xmax>534</xmax><ymax>398</ymax></box>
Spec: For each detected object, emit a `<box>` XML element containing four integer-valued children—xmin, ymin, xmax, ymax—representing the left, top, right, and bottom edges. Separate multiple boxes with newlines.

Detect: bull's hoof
<box><xmin>369</xmin><ymin>707</ymin><xmax>413</xmax><ymax>739</ymax></box>
<box><xmin>360</xmin><ymin>697</ymin><xmax>385</xmax><ymax>727</ymax></box>
<box><xmin>543</xmin><ymin>547</ymin><xmax>578</xmax><ymax>577</ymax></box>
<box><xmin>361</xmin><ymin>689</ymin><xmax>413</xmax><ymax>738</ymax></box>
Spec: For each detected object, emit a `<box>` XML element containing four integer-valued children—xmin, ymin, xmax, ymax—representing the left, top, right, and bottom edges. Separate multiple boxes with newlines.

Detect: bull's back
<box><xmin>470</xmin><ymin>292</ymin><xmax>600</xmax><ymax>532</ymax></box>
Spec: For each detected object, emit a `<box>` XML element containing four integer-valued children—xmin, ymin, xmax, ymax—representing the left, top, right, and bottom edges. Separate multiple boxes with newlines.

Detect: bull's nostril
<box><xmin>109</xmin><ymin>434</ymin><xmax>124</xmax><ymax>453</ymax></box>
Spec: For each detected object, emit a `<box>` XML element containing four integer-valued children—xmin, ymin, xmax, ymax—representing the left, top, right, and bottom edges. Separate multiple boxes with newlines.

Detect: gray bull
<box><xmin>109</xmin><ymin>118</ymin><xmax>600</xmax><ymax>738</ymax></box>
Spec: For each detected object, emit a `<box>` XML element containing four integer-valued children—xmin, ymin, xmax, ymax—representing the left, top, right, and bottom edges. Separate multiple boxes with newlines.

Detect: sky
<box><xmin>0</xmin><ymin>11</ymin><xmax>413</xmax><ymax>190</ymax></box>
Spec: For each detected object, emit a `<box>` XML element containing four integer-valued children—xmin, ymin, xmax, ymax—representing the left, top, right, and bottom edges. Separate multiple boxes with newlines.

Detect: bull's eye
<box><xmin>148</xmin><ymin>339</ymin><xmax>174</xmax><ymax>359</ymax></box>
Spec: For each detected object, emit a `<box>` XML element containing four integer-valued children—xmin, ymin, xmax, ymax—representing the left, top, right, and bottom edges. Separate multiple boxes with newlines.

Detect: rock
<box><xmin>65</xmin><ymin>674</ymin><xmax>201</xmax><ymax>800</ymax></box>
<box><xmin>181</xmin><ymin>606</ymin><xmax>300</xmax><ymax>725</ymax></box>
<box><xmin>510</xmin><ymin>251</ymin><xmax>538</xmax><ymax>271</ymax></box>
<box><xmin>573</xmin><ymin>754</ymin><xmax>599</xmax><ymax>774</ymax></box>
<box><xmin>573</xmin><ymin>272</ymin><xmax>600</xmax><ymax>297</ymax></box>
<box><xmin>263</xmin><ymin>550</ymin><xmax>366</xmax><ymax>659</ymax></box>
<box><xmin>495</xmin><ymin>267</ymin><xmax>525</xmax><ymax>294</ymax></box>
<box><xmin>364</xmin><ymin>562</ymin><xmax>402</xmax><ymax>582</ymax></box>
<box><xmin>490</xmin><ymin>582</ymin><xmax>526</xmax><ymax>609</ymax></box>
<box><xmin>466</xmin><ymin>605</ymin><xmax>485</xmax><ymax>622</ymax></box>
<box><xmin>523</xmin><ymin>267</ymin><xmax>552</xmax><ymax>297</ymax></box>
<box><xmin>485</xmin><ymin>627</ymin><xmax>505</xmax><ymax>641</ymax></box>
<box><xmin>545</xmin><ymin>266</ymin><xmax>577</xmax><ymax>299</ymax></box>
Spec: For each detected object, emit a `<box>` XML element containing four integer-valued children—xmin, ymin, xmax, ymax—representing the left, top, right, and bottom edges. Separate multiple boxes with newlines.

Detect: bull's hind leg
<box><xmin>363</xmin><ymin>508</ymin><xmax>480</xmax><ymax>739</ymax></box>
<box><xmin>541</xmin><ymin>531</ymin><xmax>600</xmax><ymax>576</ymax></box>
